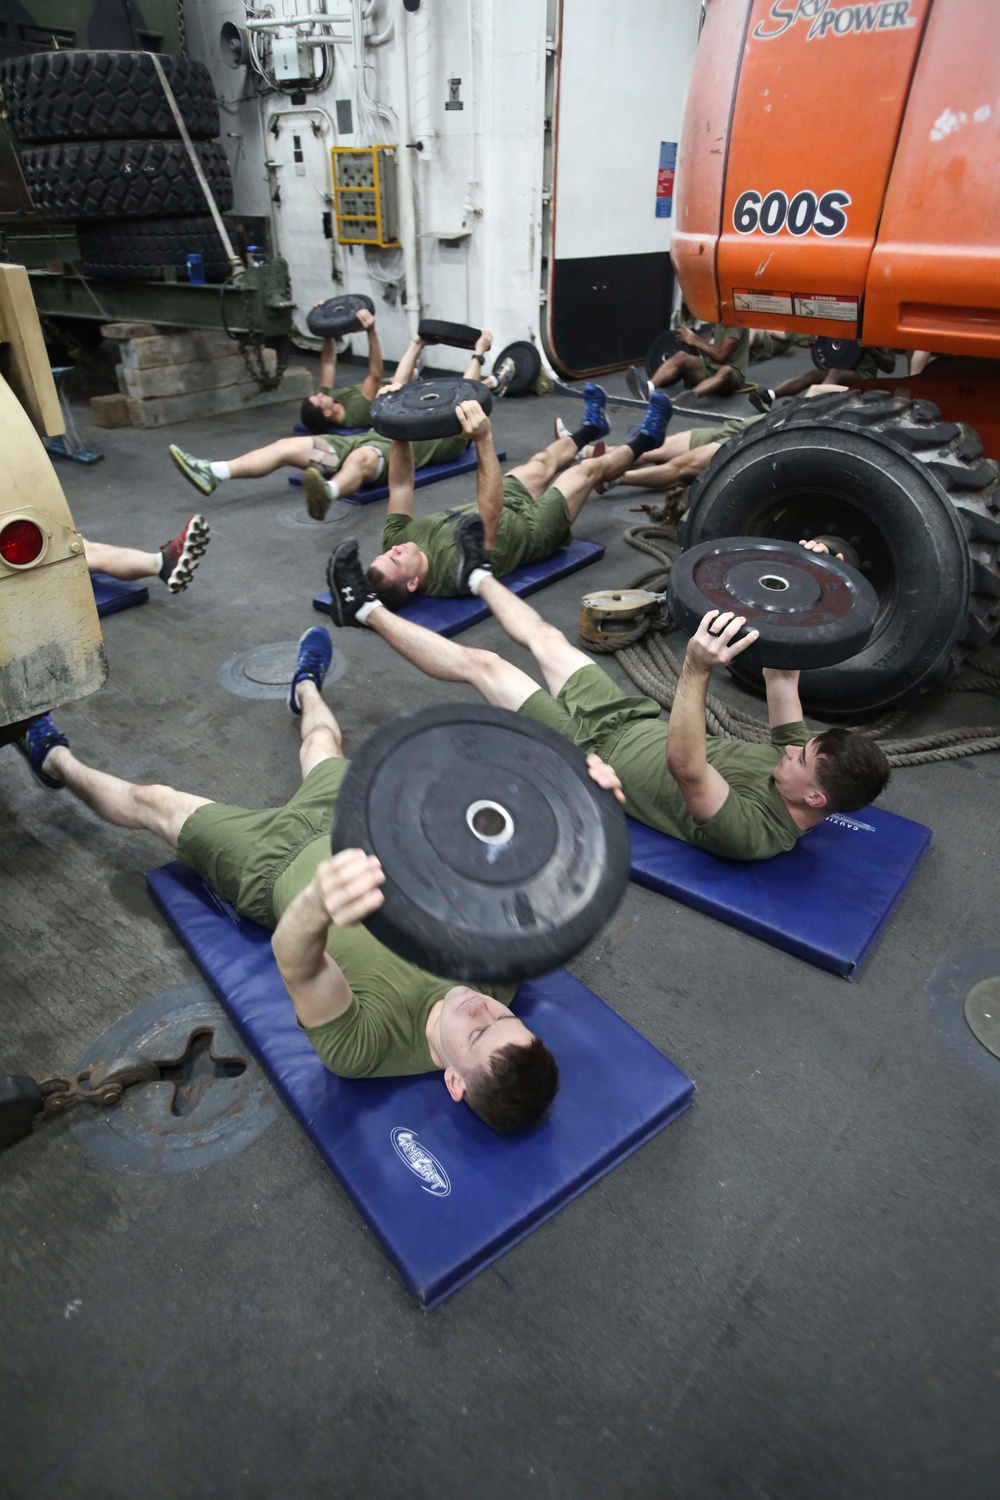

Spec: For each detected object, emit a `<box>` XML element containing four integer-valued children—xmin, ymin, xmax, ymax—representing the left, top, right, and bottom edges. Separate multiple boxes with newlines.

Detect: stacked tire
<box><xmin>0</xmin><ymin>51</ymin><xmax>232</xmax><ymax>283</ymax></box>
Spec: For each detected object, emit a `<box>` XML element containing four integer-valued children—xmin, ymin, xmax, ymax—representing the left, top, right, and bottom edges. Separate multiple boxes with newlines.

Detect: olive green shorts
<box><xmin>688</xmin><ymin>417</ymin><xmax>751</xmax><ymax>449</ymax></box>
<box><xmin>518</xmin><ymin>663</ymin><xmax>661</xmax><ymax>760</ymax></box>
<box><xmin>315</xmin><ymin>432</ymin><xmax>469</xmax><ymax>480</ymax></box>
<box><xmin>500</xmin><ymin>474</ymin><xmax>572</xmax><ymax>567</ymax></box>
<box><xmin>176</xmin><ymin>758</ymin><xmax>350</xmax><ymax>929</ymax></box>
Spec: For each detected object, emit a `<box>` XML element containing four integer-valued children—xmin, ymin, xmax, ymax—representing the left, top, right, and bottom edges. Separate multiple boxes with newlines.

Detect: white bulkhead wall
<box><xmin>184</xmin><ymin>0</ymin><xmax>551</xmax><ymax>372</ymax></box>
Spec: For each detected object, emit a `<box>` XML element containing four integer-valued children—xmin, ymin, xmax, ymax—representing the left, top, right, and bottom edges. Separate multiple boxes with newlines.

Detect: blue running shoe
<box><xmin>15</xmin><ymin>713</ymin><xmax>68</xmax><ymax>789</ymax></box>
<box><xmin>635</xmin><ymin>390</ymin><xmax>673</xmax><ymax>449</ymax></box>
<box><xmin>289</xmin><ymin>626</ymin><xmax>333</xmax><ymax>714</ymax></box>
<box><xmin>581</xmin><ymin>382</ymin><xmax>610</xmax><ymax>439</ymax></box>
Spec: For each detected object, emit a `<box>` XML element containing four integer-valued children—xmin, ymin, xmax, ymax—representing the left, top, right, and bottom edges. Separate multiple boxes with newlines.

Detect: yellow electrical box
<box><xmin>330</xmin><ymin>145</ymin><xmax>400</xmax><ymax>247</ymax></box>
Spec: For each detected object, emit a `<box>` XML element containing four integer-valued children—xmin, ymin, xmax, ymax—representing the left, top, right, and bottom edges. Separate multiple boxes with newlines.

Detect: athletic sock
<box><xmin>355</xmin><ymin>598</ymin><xmax>383</xmax><ymax>625</ymax></box>
<box><xmin>468</xmin><ymin>567</ymin><xmax>491</xmax><ymax>596</ymax></box>
<box><xmin>325</xmin><ymin>480</ymin><xmax>340</xmax><ymax>501</ymax></box>
<box><xmin>209</xmin><ymin>462</ymin><xmax>231</xmax><ymax>480</ymax></box>
<box><xmin>156</xmin><ymin>551</ymin><xmax>167</xmax><ymax>581</ymax></box>
<box><xmin>570</xmin><ymin>423</ymin><xmax>602</xmax><ymax>451</ymax></box>
<box><xmin>627</xmin><ymin>433</ymin><xmax>656</xmax><ymax>461</ymax></box>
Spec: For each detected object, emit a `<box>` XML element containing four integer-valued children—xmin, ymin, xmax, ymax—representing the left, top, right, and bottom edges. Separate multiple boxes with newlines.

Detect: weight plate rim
<box><xmin>331</xmin><ymin>705</ymin><xmax>631</xmax><ymax>982</ymax></box>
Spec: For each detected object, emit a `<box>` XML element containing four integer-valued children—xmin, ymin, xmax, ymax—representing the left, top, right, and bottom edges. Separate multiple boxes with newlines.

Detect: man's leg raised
<box><xmin>21</xmin><ymin>718</ymin><xmax>211</xmax><ymax>848</ymax></box>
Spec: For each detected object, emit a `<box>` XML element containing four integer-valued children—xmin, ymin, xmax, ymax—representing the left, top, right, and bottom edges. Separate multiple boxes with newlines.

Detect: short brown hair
<box><xmin>812</xmin><ymin>726</ymin><xmax>890</xmax><ymax>813</ymax></box>
<box><xmin>300</xmin><ymin>396</ymin><xmax>333</xmax><ymax>434</ymax></box>
<box><xmin>464</xmin><ymin>1037</ymin><xmax>559</xmax><ymax>1135</ymax></box>
<box><xmin>366</xmin><ymin>562</ymin><xmax>413</xmax><ymax>612</ymax></box>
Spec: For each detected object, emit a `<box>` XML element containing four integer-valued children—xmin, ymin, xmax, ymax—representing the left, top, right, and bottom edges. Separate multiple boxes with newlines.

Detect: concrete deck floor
<box><xmin>2</xmin><ymin>348</ymin><xmax>999</xmax><ymax>1500</ymax></box>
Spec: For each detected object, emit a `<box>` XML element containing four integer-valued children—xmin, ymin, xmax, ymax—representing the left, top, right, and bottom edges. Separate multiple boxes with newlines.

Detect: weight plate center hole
<box><xmin>419</xmin><ymin>393</ymin><xmax>441</xmax><ymax>404</ymax></box>
<box><xmin>466</xmin><ymin>799</ymin><xmax>515</xmax><ymax>847</ymax></box>
<box><xmin>759</xmin><ymin>574</ymin><xmax>790</xmax><ymax>591</ymax></box>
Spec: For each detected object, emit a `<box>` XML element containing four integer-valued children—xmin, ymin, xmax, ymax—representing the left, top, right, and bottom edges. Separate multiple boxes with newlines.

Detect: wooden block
<box><xmin>120</xmin><ymin>329</ymin><xmax>236</xmax><ymax>370</ymax></box>
<box><xmin>100</xmin><ymin>322</ymin><xmax>159</xmax><ymax>340</ymax></box>
<box><xmin>126</xmin><ymin>366</ymin><xmax>313</xmax><ymax>427</ymax></box>
<box><xmin>0</xmin><ymin>264</ymin><xmax>64</xmax><ymax>437</ymax></box>
<box><xmin>118</xmin><ymin>348</ymin><xmax>277</xmax><ymax>400</ymax></box>
<box><xmin>90</xmin><ymin>393</ymin><xmax>132</xmax><ymax>428</ymax></box>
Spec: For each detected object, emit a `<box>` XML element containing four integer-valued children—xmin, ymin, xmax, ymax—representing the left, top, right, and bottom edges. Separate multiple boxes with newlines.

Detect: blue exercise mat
<box><xmin>287</xmin><ymin>447</ymin><xmax>505</xmax><ymax>507</ymax></box>
<box><xmin>91</xmin><ymin>572</ymin><xmax>149</xmax><ymax>617</ymax></box>
<box><xmin>293</xmin><ymin>423</ymin><xmax>367</xmax><ymax>436</ymax></box>
<box><xmin>146</xmin><ymin>862</ymin><xmax>694</xmax><ymax>1308</ymax></box>
<box><xmin>627</xmin><ymin>806</ymin><xmax>931</xmax><ymax>979</ymax></box>
<box><xmin>314</xmin><ymin>539</ymin><xmax>605</xmax><ymax>635</ymax></box>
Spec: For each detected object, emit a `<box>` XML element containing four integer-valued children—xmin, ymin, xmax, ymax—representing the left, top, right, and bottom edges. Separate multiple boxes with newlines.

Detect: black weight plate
<box><xmin>494</xmin><ymin>340</ymin><xmax>542</xmax><ymax>397</ymax></box>
<box><xmin>811</xmin><ymin>337</ymin><xmax>863</xmax><ymax>372</ymax></box>
<box><xmin>307</xmin><ymin>294</ymin><xmax>376</xmax><ymax>338</ymax></box>
<box><xmin>370</xmin><ymin>377</ymin><xmax>493</xmax><ymax>440</ymax></box>
<box><xmin>330</xmin><ymin>704</ymin><xmax>631</xmax><ymax>984</ymax></box>
<box><xmin>668</xmin><ymin>536</ymin><xmax>878</xmax><ymax>669</ymax></box>
<box><xmin>646</xmin><ymin>329</ymin><xmax>680</xmax><ymax>378</ymax></box>
<box><xmin>417</xmin><ymin>318</ymin><xmax>483</xmax><ymax>350</ymax></box>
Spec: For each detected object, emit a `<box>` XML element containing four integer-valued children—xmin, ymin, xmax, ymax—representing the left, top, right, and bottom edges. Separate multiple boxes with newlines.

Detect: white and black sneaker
<box><xmin>158</xmin><ymin>514</ymin><xmax>210</xmax><ymax>593</ymax></box>
<box><xmin>326</xmin><ymin>539</ymin><xmax>378</xmax><ymax>627</ymax></box>
<box><xmin>454</xmin><ymin>513</ymin><xmax>492</xmax><ymax>595</ymax></box>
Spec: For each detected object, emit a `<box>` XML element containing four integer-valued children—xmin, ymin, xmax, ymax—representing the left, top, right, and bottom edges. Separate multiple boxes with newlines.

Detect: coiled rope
<box><xmin>589</xmin><ymin>525</ymin><xmax>1000</xmax><ymax>767</ymax></box>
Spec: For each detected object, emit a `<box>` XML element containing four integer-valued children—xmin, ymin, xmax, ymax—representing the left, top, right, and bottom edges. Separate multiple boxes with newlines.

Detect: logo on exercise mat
<box><xmin>827</xmin><ymin>814</ymin><xmax>877</xmax><ymax>833</ymax></box>
<box><xmin>753</xmin><ymin>0</ymin><xmax>917</xmax><ymax>43</ymax></box>
<box><xmin>391</xmin><ymin>1127</ymin><xmax>452</xmax><ymax>1196</ymax></box>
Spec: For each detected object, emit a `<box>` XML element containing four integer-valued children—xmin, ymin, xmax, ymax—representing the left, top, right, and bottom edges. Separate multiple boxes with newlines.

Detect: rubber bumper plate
<box><xmin>371</xmin><ymin>377</ymin><xmax>493</xmax><ymax>440</ymax></box>
<box><xmin>668</xmin><ymin>536</ymin><xmax>879</xmax><ymax>670</ymax></box>
<box><xmin>307</xmin><ymin>293</ymin><xmax>375</xmax><ymax>338</ymax></box>
<box><xmin>331</xmin><ymin>704</ymin><xmax>631</xmax><ymax>983</ymax></box>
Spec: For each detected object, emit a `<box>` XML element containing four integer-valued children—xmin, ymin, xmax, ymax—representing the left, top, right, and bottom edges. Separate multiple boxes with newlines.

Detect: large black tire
<box><xmin>18</xmin><ymin>139</ymin><xmax>233</xmax><ymax>221</ymax></box>
<box><xmin>0</xmin><ymin>52</ymin><xmax>220</xmax><ymax>143</ymax></box>
<box><xmin>679</xmin><ymin>389</ymin><xmax>1000</xmax><ymax>715</ymax></box>
<box><xmin>77</xmin><ymin>216</ymin><xmax>231</xmax><ymax>284</ymax></box>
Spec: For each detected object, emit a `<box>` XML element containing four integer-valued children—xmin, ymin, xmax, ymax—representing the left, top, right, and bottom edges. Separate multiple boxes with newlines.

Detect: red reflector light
<box><xmin>0</xmin><ymin>518</ymin><xmax>45</xmax><ymax>566</ymax></box>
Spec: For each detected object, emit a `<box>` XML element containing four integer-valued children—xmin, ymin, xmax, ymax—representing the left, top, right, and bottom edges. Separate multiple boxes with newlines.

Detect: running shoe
<box><xmin>633</xmin><ymin>391</ymin><xmax>673</xmax><ymax>451</ymax></box>
<box><xmin>554</xmin><ymin>416</ymin><xmax>572</xmax><ymax>442</ymax></box>
<box><xmin>626</xmin><ymin>366</ymin><xmax>652</xmax><ymax>402</ymax></box>
<box><xmin>454</xmin><ymin>513</ymin><xmax>492</xmax><ymax>595</ymax></box>
<box><xmin>302</xmin><ymin>466</ymin><xmax>334</xmax><ymax>521</ymax></box>
<box><xmin>159</xmin><ymin>514</ymin><xmax>210</xmax><ymax>593</ymax></box>
<box><xmin>326</xmin><ymin>539</ymin><xmax>378</xmax><ymax>627</ymax></box>
<box><xmin>15</xmin><ymin>713</ymin><xmax>68</xmax><ymax>789</ymax></box>
<box><xmin>581</xmin><ymin>382</ymin><xmax>610</xmax><ymax>438</ymax></box>
<box><xmin>491</xmin><ymin>357</ymin><xmax>516</xmax><ymax>398</ymax></box>
<box><xmin>289</xmin><ymin>626</ymin><xmax>333</xmax><ymax>714</ymax></box>
<box><xmin>169</xmin><ymin>445</ymin><xmax>217</xmax><ymax>496</ymax></box>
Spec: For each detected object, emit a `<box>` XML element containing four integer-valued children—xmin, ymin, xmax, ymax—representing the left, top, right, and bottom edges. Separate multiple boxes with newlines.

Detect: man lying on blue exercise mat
<box><xmin>327</xmin><ymin>530</ymin><xmax>890</xmax><ymax>863</ymax></box>
<box><xmin>168</xmin><ymin>330</ymin><xmax>507</xmax><ymax>520</ymax></box>
<box><xmin>13</xmin><ymin>634</ymin><xmax>623</xmax><ymax>1134</ymax></box>
<box><xmin>360</xmin><ymin>387</ymin><xmax>673</xmax><ymax>608</ymax></box>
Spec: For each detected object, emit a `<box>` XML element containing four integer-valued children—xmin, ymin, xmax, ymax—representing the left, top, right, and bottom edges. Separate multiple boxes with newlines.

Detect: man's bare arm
<box><xmin>357</xmin><ymin>309</ymin><xmax>384</xmax><ymax>400</ymax></box>
<box><xmin>462</xmin><ymin>328</ymin><xmax>493</xmax><ymax>380</ymax></box>
<box><xmin>666</xmin><ymin>610</ymin><xmax>759</xmax><ymax>823</ymax></box>
<box><xmin>456</xmin><ymin>401</ymin><xmax>503</xmax><ymax>549</ymax></box>
<box><xmin>387</xmin><ymin>437</ymin><xmax>416</xmax><ymax>518</ymax></box>
<box><xmin>271</xmin><ymin>851</ymin><xmax>384</xmax><ymax>1028</ymax></box>
<box><xmin>318</xmin><ymin>336</ymin><xmax>337</xmax><ymax>390</ymax></box>
<box><xmin>388</xmin><ymin>335</ymin><xmax>425</xmax><ymax>391</ymax></box>
<box><xmin>762</xmin><ymin>667</ymin><xmax>804</xmax><ymax>730</ymax></box>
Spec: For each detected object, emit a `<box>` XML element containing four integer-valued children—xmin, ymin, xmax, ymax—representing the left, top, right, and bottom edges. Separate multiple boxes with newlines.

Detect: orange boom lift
<box><xmin>671</xmin><ymin>0</ymin><xmax>1000</xmax><ymax>714</ymax></box>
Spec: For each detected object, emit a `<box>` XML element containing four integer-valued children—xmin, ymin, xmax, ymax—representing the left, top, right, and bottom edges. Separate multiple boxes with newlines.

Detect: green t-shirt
<box><xmin>319</xmin><ymin>382</ymin><xmax>372</xmax><ymax>427</ymax></box>
<box><xmin>704</xmin><ymin>325</ymin><xmax>750</xmax><ymax>378</ymax></box>
<box><xmin>607</xmin><ymin>719</ymin><xmax>812</xmax><ymax>861</ymax></box>
<box><xmin>381</xmin><ymin>476</ymin><xmax>567</xmax><ymax>597</ymax></box>
<box><xmin>271</xmin><ymin>835</ymin><xmax>515</xmax><ymax>1079</ymax></box>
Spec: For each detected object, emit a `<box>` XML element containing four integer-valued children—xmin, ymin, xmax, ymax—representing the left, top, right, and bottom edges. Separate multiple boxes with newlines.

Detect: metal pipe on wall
<box><xmin>394</xmin><ymin>13</ymin><xmax>422</xmax><ymax>336</ymax></box>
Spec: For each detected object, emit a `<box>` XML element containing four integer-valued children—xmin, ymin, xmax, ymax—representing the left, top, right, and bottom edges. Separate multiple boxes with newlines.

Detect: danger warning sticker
<box><xmin>793</xmin><ymin>293</ymin><xmax>858</xmax><ymax>322</ymax></box>
<box><xmin>734</xmin><ymin>289</ymin><xmax>793</xmax><ymax>316</ymax></box>
<box><xmin>656</xmin><ymin>141</ymin><xmax>677</xmax><ymax>219</ymax></box>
